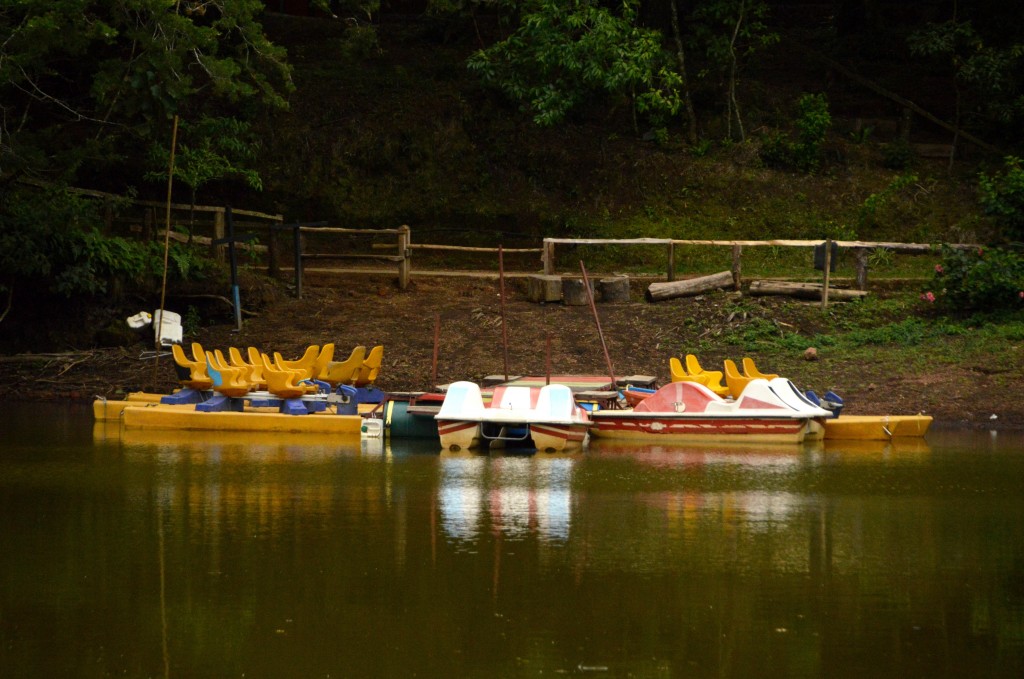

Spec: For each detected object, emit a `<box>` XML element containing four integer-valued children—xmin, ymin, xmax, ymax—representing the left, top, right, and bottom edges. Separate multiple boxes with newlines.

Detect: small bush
<box><xmin>979</xmin><ymin>156</ymin><xmax>1024</xmax><ymax>242</ymax></box>
<box><xmin>759</xmin><ymin>93</ymin><xmax>831</xmax><ymax>172</ymax></box>
<box><xmin>882</xmin><ymin>139</ymin><xmax>913</xmax><ymax>170</ymax></box>
<box><xmin>924</xmin><ymin>245</ymin><xmax>1024</xmax><ymax>314</ymax></box>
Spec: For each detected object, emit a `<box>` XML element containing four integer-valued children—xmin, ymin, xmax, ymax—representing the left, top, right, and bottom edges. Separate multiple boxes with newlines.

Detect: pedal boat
<box><xmin>435</xmin><ymin>381</ymin><xmax>591</xmax><ymax>452</ymax></box>
<box><xmin>591</xmin><ymin>378</ymin><xmax>832</xmax><ymax>444</ymax></box>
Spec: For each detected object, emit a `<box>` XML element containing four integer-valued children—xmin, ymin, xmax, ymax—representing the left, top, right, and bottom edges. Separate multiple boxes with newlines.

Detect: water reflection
<box><xmin>439</xmin><ymin>452</ymin><xmax>574</xmax><ymax>543</ymax></box>
<box><xmin>2</xmin><ymin>406</ymin><xmax>1023</xmax><ymax>678</ymax></box>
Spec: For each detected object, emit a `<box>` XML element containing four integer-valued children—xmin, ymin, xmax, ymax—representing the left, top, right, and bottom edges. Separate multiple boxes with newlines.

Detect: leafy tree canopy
<box><xmin>467</xmin><ymin>0</ymin><xmax>682</xmax><ymax>129</ymax></box>
<box><xmin>0</xmin><ymin>0</ymin><xmax>292</xmax><ymax>185</ymax></box>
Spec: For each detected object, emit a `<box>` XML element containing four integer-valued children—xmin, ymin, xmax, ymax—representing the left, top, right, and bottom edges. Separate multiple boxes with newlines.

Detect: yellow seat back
<box><xmin>320</xmin><ymin>345</ymin><xmax>366</xmax><ymax>386</ymax></box>
<box><xmin>669</xmin><ymin>356</ymin><xmax>687</xmax><ymax>381</ymax></box>
<box><xmin>260</xmin><ymin>354</ymin><xmax>316</xmax><ymax>399</ymax></box>
<box><xmin>685</xmin><ymin>354</ymin><xmax>729</xmax><ymax>396</ymax></box>
<box><xmin>273</xmin><ymin>345</ymin><xmax>320</xmax><ymax>380</ymax></box>
<box><xmin>171</xmin><ymin>343</ymin><xmax>212</xmax><ymax>390</ymax></box>
<box><xmin>206</xmin><ymin>351</ymin><xmax>251</xmax><ymax>397</ymax></box>
<box><xmin>723</xmin><ymin>359</ymin><xmax>752</xmax><ymax>399</ymax></box>
<box><xmin>742</xmin><ymin>357</ymin><xmax>778</xmax><ymax>380</ymax></box>
<box><xmin>354</xmin><ymin>345</ymin><xmax>384</xmax><ymax>386</ymax></box>
<box><xmin>229</xmin><ymin>347</ymin><xmax>265</xmax><ymax>388</ymax></box>
<box><xmin>312</xmin><ymin>343</ymin><xmax>335</xmax><ymax>380</ymax></box>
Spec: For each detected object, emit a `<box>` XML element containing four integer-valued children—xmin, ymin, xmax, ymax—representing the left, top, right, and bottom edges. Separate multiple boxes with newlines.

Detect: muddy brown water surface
<box><xmin>1</xmin><ymin>403</ymin><xmax>1023</xmax><ymax>677</ymax></box>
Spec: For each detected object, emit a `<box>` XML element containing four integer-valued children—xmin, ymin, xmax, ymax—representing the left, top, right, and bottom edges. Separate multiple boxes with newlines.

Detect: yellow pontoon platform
<box><xmin>823</xmin><ymin>414</ymin><xmax>933</xmax><ymax>440</ymax></box>
<box><xmin>117</xmin><ymin>402</ymin><xmax>365</xmax><ymax>434</ymax></box>
<box><xmin>93</xmin><ymin>392</ymin><xmax>165</xmax><ymax>421</ymax></box>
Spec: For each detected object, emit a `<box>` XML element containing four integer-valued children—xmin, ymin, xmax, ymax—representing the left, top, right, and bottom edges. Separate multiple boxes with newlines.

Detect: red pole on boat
<box><xmin>499</xmin><ymin>245</ymin><xmax>510</xmax><ymax>381</ymax></box>
<box><xmin>546</xmin><ymin>334</ymin><xmax>552</xmax><ymax>386</ymax></box>
<box><xmin>431</xmin><ymin>312</ymin><xmax>440</xmax><ymax>387</ymax></box>
<box><xmin>580</xmin><ymin>261</ymin><xmax>616</xmax><ymax>388</ymax></box>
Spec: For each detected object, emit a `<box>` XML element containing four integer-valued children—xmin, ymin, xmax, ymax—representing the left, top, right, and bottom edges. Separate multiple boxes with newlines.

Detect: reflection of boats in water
<box><xmin>588</xmin><ymin>438</ymin><xmax>814</xmax><ymax>467</ymax></box>
<box><xmin>438</xmin><ymin>452</ymin><xmax>576</xmax><ymax>542</ymax></box>
<box><xmin>93</xmin><ymin>421</ymin><xmax>371</xmax><ymax>456</ymax></box>
<box><xmin>823</xmin><ymin>436</ymin><xmax>932</xmax><ymax>458</ymax></box>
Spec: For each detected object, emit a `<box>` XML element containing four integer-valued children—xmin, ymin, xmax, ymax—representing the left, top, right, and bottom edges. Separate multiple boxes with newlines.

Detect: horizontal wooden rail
<box><xmin>298</xmin><ymin>226</ymin><xmax>404</xmax><ymax>235</ymax></box>
<box><xmin>410</xmin><ymin>244</ymin><xmax>543</xmax><ymax>254</ymax></box>
<box><xmin>302</xmin><ymin>253</ymin><xmax>406</xmax><ymax>262</ymax></box>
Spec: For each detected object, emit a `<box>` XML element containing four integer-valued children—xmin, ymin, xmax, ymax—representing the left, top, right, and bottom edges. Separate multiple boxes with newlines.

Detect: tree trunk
<box><xmin>598</xmin><ymin>276</ymin><xmax>631</xmax><ymax>303</ymax></box>
<box><xmin>646</xmin><ymin>271</ymin><xmax>734</xmax><ymax>302</ymax></box>
<box><xmin>727</xmin><ymin>2</ymin><xmax>746</xmax><ymax>141</ymax></box>
<box><xmin>526</xmin><ymin>275</ymin><xmax>563</xmax><ymax>303</ymax></box>
<box><xmin>748</xmin><ymin>280</ymin><xmax>869</xmax><ymax>300</ymax></box>
<box><xmin>670</xmin><ymin>0</ymin><xmax>699</xmax><ymax>144</ymax></box>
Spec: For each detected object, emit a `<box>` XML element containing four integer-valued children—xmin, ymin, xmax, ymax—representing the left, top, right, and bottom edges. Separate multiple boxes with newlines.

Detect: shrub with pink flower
<box><xmin>929</xmin><ymin>245</ymin><xmax>1024</xmax><ymax>314</ymax></box>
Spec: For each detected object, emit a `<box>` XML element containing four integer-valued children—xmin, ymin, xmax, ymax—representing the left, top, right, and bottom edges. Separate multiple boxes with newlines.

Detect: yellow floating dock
<box><xmin>823</xmin><ymin>414</ymin><xmax>933</xmax><ymax>440</ymax></box>
<box><xmin>119</xmin><ymin>403</ymin><xmax>364</xmax><ymax>434</ymax></box>
<box><xmin>93</xmin><ymin>392</ymin><xmax>166</xmax><ymax>421</ymax></box>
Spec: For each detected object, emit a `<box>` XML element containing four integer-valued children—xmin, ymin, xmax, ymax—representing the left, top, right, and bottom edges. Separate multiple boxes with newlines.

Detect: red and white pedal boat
<box><xmin>435</xmin><ymin>381</ymin><xmax>591</xmax><ymax>452</ymax></box>
<box><xmin>592</xmin><ymin>378</ymin><xmax>832</xmax><ymax>444</ymax></box>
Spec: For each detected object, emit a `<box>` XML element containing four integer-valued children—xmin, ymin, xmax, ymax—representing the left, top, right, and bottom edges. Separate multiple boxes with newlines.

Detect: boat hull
<box><xmin>437</xmin><ymin>419</ymin><xmax>482</xmax><ymax>451</ymax></box>
<box><xmin>121</xmin><ymin>403</ymin><xmax>364</xmax><ymax>435</ymax></box>
<box><xmin>527</xmin><ymin>422</ymin><xmax>589</xmax><ymax>452</ymax></box>
<box><xmin>437</xmin><ymin>420</ymin><xmax>588</xmax><ymax>452</ymax></box>
<box><xmin>590</xmin><ymin>413</ymin><xmax>810</xmax><ymax>444</ymax></box>
<box><xmin>93</xmin><ymin>393</ymin><xmax>166</xmax><ymax>421</ymax></box>
<box><xmin>823</xmin><ymin>415</ymin><xmax>933</xmax><ymax>440</ymax></box>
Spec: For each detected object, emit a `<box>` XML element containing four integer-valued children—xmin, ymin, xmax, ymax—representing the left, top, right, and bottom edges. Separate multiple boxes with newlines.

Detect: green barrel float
<box><xmin>384</xmin><ymin>400</ymin><xmax>440</xmax><ymax>440</ymax></box>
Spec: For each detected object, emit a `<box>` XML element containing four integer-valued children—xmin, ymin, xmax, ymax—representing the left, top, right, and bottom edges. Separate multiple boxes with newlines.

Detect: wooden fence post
<box><xmin>855</xmin><ymin>248</ymin><xmax>870</xmax><ymax>290</ymax></box>
<box><xmin>821</xmin><ymin>238</ymin><xmax>832</xmax><ymax>309</ymax></box>
<box><xmin>543</xmin><ymin>240</ymin><xmax>555</xmax><ymax>275</ymax></box>
<box><xmin>397</xmin><ymin>224</ymin><xmax>411</xmax><ymax>290</ymax></box>
<box><xmin>267</xmin><ymin>222</ymin><xmax>280</xmax><ymax>279</ymax></box>
<box><xmin>667</xmin><ymin>242</ymin><xmax>675</xmax><ymax>282</ymax></box>
<box><xmin>731</xmin><ymin>244</ymin><xmax>743</xmax><ymax>290</ymax></box>
<box><xmin>143</xmin><ymin>207</ymin><xmax>154</xmax><ymax>241</ymax></box>
<box><xmin>212</xmin><ymin>209</ymin><xmax>226</xmax><ymax>262</ymax></box>
<box><xmin>293</xmin><ymin>224</ymin><xmax>303</xmax><ymax>299</ymax></box>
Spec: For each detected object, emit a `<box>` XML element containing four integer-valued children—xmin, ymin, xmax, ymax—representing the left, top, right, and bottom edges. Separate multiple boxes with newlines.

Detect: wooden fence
<box><xmin>35</xmin><ymin>182</ymin><xmax>975</xmax><ymax>299</ymax></box>
<box><xmin>541</xmin><ymin>237</ymin><xmax>976</xmax><ymax>291</ymax></box>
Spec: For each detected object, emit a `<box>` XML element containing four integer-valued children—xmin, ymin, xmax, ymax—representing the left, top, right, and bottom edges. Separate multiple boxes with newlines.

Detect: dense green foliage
<box><xmin>908</xmin><ymin>19</ymin><xmax>1024</xmax><ymax>137</ymax></box>
<box><xmin>759</xmin><ymin>93</ymin><xmax>832</xmax><ymax>172</ymax></box>
<box><xmin>0</xmin><ymin>1</ymin><xmax>290</xmax><ymax>314</ymax></box>
<box><xmin>467</xmin><ymin>1</ymin><xmax>683</xmax><ymax>128</ymax></box>
<box><xmin>147</xmin><ymin>116</ymin><xmax>264</xmax><ymax>223</ymax></box>
<box><xmin>979</xmin><ymin>156</ymin><xmax>1024</xmax><ymax>241</ymax></box>
<box><xmin>0</xmin><ymin>186</ymin><xmax>211</xmax><ymax>300</ymax></box>
<box><xmin>925</xmin><ymin>245</ymin><xmax>1024</xmax><ymax>314</ymax></box>
<box><xmin>4</xmin><ymin>1</ymin><xmax>1024</xmax><ymax>337</ymax></box>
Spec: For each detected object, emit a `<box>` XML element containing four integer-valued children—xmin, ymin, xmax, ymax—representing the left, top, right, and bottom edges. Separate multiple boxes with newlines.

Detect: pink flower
<box><xmin>921</xmin><ymin>291</ymin><xmax>936</xmax><ymax>303</ymax></box>
<box><xmin>935</xmin><ymin>264</ymin><xmax>944</xmax><ymax>274</ymax></box>
<box><xmin>1020</xmin><ymin>290</ymin><xmax>1024</xmax><ymax>300</ymax></box>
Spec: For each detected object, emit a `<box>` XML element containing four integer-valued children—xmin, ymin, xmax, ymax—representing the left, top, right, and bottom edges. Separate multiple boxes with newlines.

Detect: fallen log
<box><xmin>646</xmin><ymin>270</ymin><xmax>734</xmax><ymax>302</ymax></box>
<box><xmin>748</xmin><ymin>280</ymin><xmax>869</xmax><ymax>301</ymax></box>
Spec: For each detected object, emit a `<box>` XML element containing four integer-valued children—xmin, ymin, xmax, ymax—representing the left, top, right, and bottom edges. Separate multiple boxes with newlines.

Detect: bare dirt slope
<box><xmin>2</xmin><ymin>273</ymin><xmax>1020</xmax><ymax>431</ymax></box>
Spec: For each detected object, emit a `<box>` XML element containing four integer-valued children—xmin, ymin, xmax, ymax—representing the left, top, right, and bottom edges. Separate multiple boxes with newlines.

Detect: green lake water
<box><xmin>2</xmin><ymin>403</ymin><xmax>1024</xmax><ymax>678</ymax></box>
